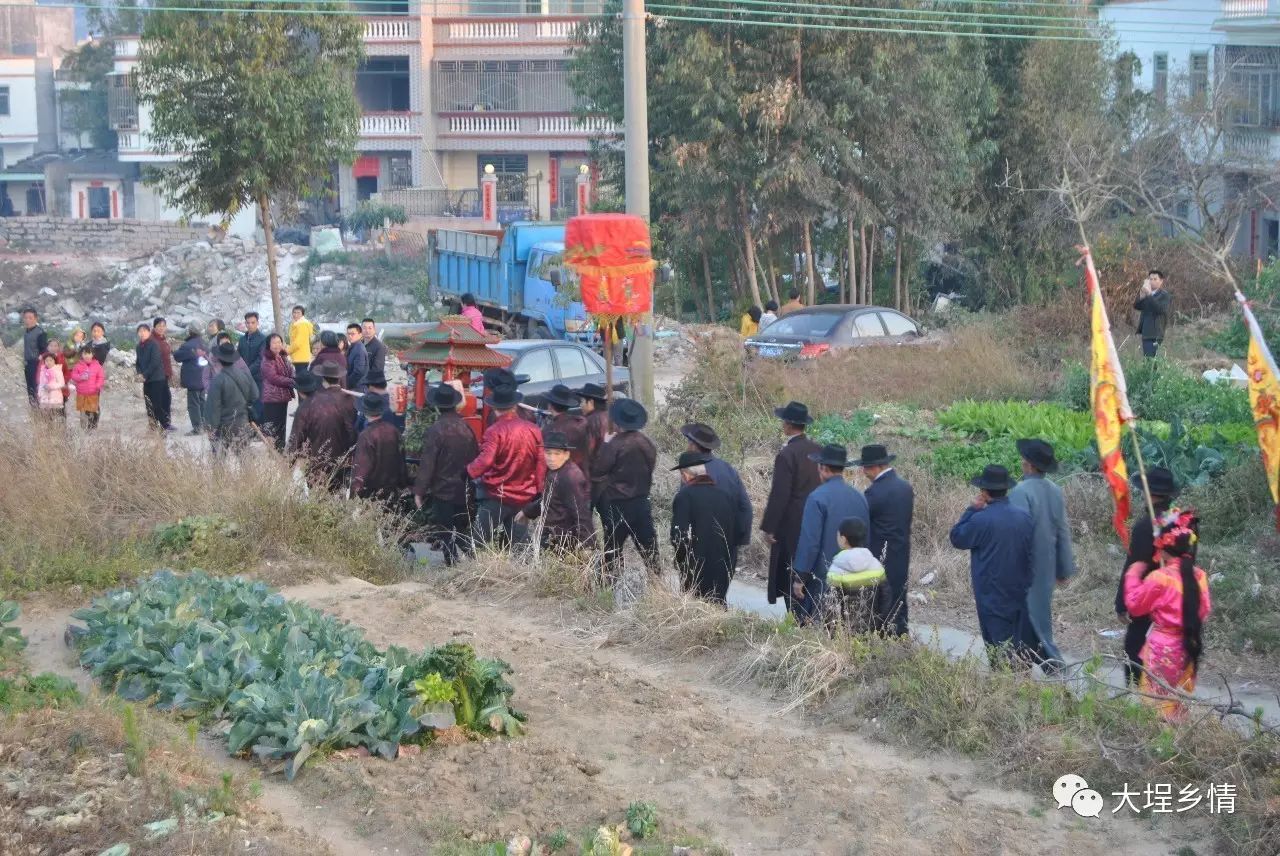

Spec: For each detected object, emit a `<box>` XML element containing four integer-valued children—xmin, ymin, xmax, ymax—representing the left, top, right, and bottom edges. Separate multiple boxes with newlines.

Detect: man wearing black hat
<box><xmin>671</xmin><ymin>450</ymin><xmax>741</xmax><ymax>604</ymax></box>
<box><xmin>204</xmin><ymin>342</ymin><xmax>258</xmax><ymax>457</ymax></box>
<box><xmin>413</xmin><ymin>384</ymin><xmax>479</xmax><ymax>565</ymax></box>
<box><xmin>483</xmin><ymin>367</ymin><xmax>536</xmax><ymax>427</ymax></box>
<box><xmin>543</xmin><ymin>384</ymin><xmax>590</xmax><ymax>472</ymax></box>
<box><xmin>467</xmin><ymin>384</ymin><xmax>545</xmax><ymax>548</ymax></box>
<box><xmin>857</xmin><ymin>444</ymin><xmax>914</xmax><ymax>636</ymax></box>
<box><xmin>352</xmin><ymin>392</ymin><xmax>409</xmax><ymax>506</ymax></box>
<box><xmin>1116</xmin><ymin>466</ymin><xmax>1180</xmax><ymax>685</ymax></box>
<box><xmin>358</xmin><ymin>370</ymin><xmax>404</xmax><ymax>433</ymax></box>
<box><xmin>1009</xmin><ymin>439</ymin><xmax>1076</xmax><ymax>673</ymax></box>
<box><xmin>761</xmin><ymin>401</ymin><xmax>823</xmax><ymax>607</ymax></box>
<box><xmin>949</xmin><ymin>464</ymin><xmax>1036</xmax><ymax>665</ymax></box>
<box><xmin>680</xmin><ymin>423</ymin><xmax>752</xmax><ymax>547</ymax></box>
<box><xmin>592</xmin><ymin>398</ymin><xmax>659</xmax><ymax>582</ymax></box>
<box><xmin>289</xmin><ymin>360</ymin><xmax>359</xmax><ymax>491</ymax></box>
<box><xmin>518</xmin><ymin>430</ymin><xmax>594</xmax><ymax>551</ymax></box>
<box><xmin>791</xmin><ymin>444</ymin><xmax>870</xmax><ymax>622</ymax></box>
<box><xmin>577</xmin><ymin>383</ymin><xmax>611</xmax><ymax>502</ymax></box>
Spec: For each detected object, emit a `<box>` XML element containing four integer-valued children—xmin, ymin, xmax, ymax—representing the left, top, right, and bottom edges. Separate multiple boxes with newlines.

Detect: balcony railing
<box><xmin>113</xmin><ymin>37</ymin><xmax>140</xmax><ymax>57</ymax></box>
<box><xmin>373</xmin><ymin>186</ymin><xmax>481</xmax><ymax>217</ymax></box>
<box><xmin>423</xmin><ymin>0</ymin><xmax>603</xmax><ymax>14</ymax></box>
<box><xmin>117</xmin><ymin>131</ymin><xmax>138</xmax><ymax>151</ymax></box>
<box><xmin>439</xmin><ymin>113</ymin><xmax>617</xmax><ymax>136</ymax></box>
<box><xmin>1221</xmin><ymin>0</ymin><xmax>1277</xmax><ymax>17</ymax></box>
<box><xmin>1225</xmin><ymin>128</ymin><xmax>1279</xmax><ymax>160</ymax></box>
<box><xmin>363</xmin><ymin>17</ymin><xmax>420</xmax><ymax>40</ymax></box>
<box><xmin>433</xmin><ymin>17</ymin><xmax>586</xmax><ymax>45</ymax></box>
<box><xmin>359</xmin><ymin>112</ymin><xmax>422</xmax><ymax>136</ymax></box>
<box><xmin>433</xmin><ymin>66</ymin><xmax>575</xmax><ymax>112</ymax></box>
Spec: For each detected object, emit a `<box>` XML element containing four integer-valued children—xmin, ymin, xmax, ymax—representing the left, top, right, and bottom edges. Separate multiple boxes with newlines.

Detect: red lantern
<box><xmin>564</xmin><ymin>214</ymin><xmax>655</xmax><ymax>317</ymax></box>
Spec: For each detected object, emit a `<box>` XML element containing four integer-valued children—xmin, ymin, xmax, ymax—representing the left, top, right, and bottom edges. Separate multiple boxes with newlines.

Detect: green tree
<box><xmin>58</xmin><ymin>1</ymin><xmax>146</xmax><ymax>151</ymax></box>
<box><xmin>137</xmin><ymin>0</ymin><xmax>363</xmax><ymax>329</ymax></box>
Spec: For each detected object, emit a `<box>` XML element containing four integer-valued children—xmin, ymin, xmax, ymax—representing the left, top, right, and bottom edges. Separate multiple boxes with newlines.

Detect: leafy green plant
<box><xmin>73</xmin><ymin>572</ymin><xmax>524</xmax><ymax>778</ymax></box>
<box><xmin>342</xmin><ymin>202</ymin><xmax>408</xmax><ymax>234</ymax></box>
<box><xmin>1124</xmin><ymin>359</ymin><xmax>1253</xmax><ymax>425</ymax></box>
<box><xmin>0</xmin><ymin>600</ymin><xmax>26</xmax><ymax>665</ymax></box>
<box><xmin>151</xmin><ymin>515</ymin><xmax>240</xmax><ymax>560</ymax></box>
<box><xmin>1204</xmin><ymin>262</ymin><xmax>1279</xmax><ymax>358</ymax></box>
<box><xmin>925</xmin><ymin>437</ymin><xmax>1021</xmax><ymax>480</ymax></box>
<box><xmin>626</xmin><ymin>801</ymin><xmax>658</xmax><ymax>839</ymax></box>
<box><xmin>809</xmin><ymin>411</ymin><xmax>875</xmax><ymax>447</ymax></box>
<box><xmin>938</xmin><ymin>400</ymin><xmax>1095</xmax><ymax>451</ymax></box>
<box><xmin>0</xmin><ymin>672</ymin><xmax>81</xmax><ymax>712</ymax></box>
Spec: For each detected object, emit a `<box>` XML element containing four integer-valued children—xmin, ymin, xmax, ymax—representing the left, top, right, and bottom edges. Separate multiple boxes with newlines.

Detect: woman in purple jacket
<box><xmin>260</xmin><ymin>333</ymin><xmax>296</xmax><ymax>451</ymax></box>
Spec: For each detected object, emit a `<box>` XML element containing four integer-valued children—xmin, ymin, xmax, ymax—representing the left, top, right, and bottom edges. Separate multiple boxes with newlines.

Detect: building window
<box><xmin>356</xmin><ymin>57</ymin><xmax>410</xmax><ymax>112</ymax></box>
<box><xmin>1190</xmin><ymin>52</ymin><xmax>1209</xmax><ymax>100</ymax></box>
<box><xmin>1221</xmin><ymin>46</ymin><xmax>1280</xmax><ymax>129</ymax></box>
<box><xmin>1153</xmin><ymin>53</ymin><xmax>1168</xmax><ymax>104</ymax></box>
<box><xmin>434</xmin><ymin>60</ymin><xmax>574</xmax><ymax>113</ymax></box>
<box><xmin>479</xmin><ymin>154</ymin><xmax>529</xmax><ymax>203</ymax></box>
<box><xmin>0</xmin><ymin>85</ymin><xmax>9</xmax><ymax>116</ymax></box>
<box><xmin>387</xmin><ymin>155</ymin><xmax>412</xmax><ymax>190</ymax></box>
<box><xmin>107</xmin><ymin>73</ymin><xmax>138</xmax><ymax>129</ymax></box>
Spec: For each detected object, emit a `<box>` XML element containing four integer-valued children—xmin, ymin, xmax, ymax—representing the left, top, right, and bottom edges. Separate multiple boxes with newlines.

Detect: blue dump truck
<box><xmin>428</xmin><ymin>221</ymin><xmax>594</xmax><ymax>342</ymax></box>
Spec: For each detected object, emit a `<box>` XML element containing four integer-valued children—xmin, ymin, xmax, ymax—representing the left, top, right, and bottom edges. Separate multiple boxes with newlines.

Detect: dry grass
<box><xmin>0</xmin><ymin>426</ymin><xmax>407</xmax><ymax>594</ymax></box>
<box><xmin>0</xmin><ymin>696</ymin><xmax>328</xmax><ymax>855</ymax></box>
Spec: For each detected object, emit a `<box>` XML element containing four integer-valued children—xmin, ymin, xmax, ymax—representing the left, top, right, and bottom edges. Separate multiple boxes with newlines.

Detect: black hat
<box><xmin>577</xmin><ymin>382</ymin><xmax>608</xmax><ymax>402</ymax></box>
<box><xmin>1016</xmin><ymin>438</ymin><xmax>1060</xmax><ymax>474</ymax></box>
<box><xmin>366</xmin><ymin>370</ymin><xmax>388</xmax><ymax>388</ymax></box>
<box><xmin>296</xmin><ymin>372</ymin><xmax>321</xmax><ymax>395</ymax></box>
<box><xmin>426</xmin><ymin>383</ymin><xmax>461</xmax><ymax>410</ymax></box>
<box><xmin>313</xmin><ymin>360</ymin><xmax>343</xmax><ymax>380</ymax></box>
<box><xmin>544</xmin><ymin>383</ymin><xmax>580</xmax><ymax>409</ymax></box>
<box><xmin>672</xmin><ymin>450</ymin><xmax>712</xmax><ymax>471</ymax></box>
<box><xmin>609</xmin><ymin>398</ymin><xmax>648</xmax><ymax>431</ymax></box>
<box><xmin>215</xmin><ymin>342</ymin><xmax>238</xmax><ymax>365</ymax></box>
<box><xmin>485</xmin><ymin>386</ymin><xmax>522</xmax><ymax>409</ymax></box>
<box><xmin>483</xmin><ymin>367</ymin><xmax>518</xmax><ymax>392</ymax></box>
<box><xmin>808</xmin><ymin>443</ymin><xmax>850</xmax><ymax>469</ymax></box>
<box><xmin>543</xmin><ymin>430</ymin><xmax>576</xmax><ymax>451</ymax></box>
<box><xmin>680</xmin><ymin>422</ymin><xmax>721</xmax><ymax>452</ymax></box>
<box><xmin>1133</xmin><ymin>466</ymin><xmax>1179</xmax><ymax>498</ymax></box>
<box><xmin>971</xmin><ymin>464</ymin><xmax>1016</xmax><ymax>492</ymax></box>
<box><xmin>774</xmin><ymin>401</ymin><xmax>813</xmax><ymax>426</ymax></box>
<box><xmin>852</xmin><ymin>444</ymin><xmax>895</xmax><ymax>467</ymax></box>
<box><xmin>361</xmin><ymin>392</ymin><xmax>386</xmax><ymax>417</ymax></box>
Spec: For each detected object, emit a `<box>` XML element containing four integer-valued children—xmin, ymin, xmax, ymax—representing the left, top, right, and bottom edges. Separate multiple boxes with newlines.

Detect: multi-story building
<box><xmin>106</xmin><ymin>0</ymin><xmax>613</xmax><ymax>228</ymax></box>
<box><xmin>1101</xmin><ymin>0</ymin><xmax>1280</xmax><ymax>258</ymax></box>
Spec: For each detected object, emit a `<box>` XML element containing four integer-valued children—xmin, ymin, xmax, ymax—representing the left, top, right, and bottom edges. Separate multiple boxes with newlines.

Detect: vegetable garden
<box><xmin>71</xmin><ymin>571</ymin><xmax>525</xmax><ymax>779</ymax></box>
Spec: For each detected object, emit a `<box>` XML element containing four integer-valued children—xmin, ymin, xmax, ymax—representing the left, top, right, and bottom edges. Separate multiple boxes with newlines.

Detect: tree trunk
<box><xmin>765</xmin><ymin>240</ymin><xmax>781</xmax><ymax>305</ymax></box>
<box><xmin>846</xmin><ymin>216</ymin><xmax>857</xmax><ymax>304</ymax></box>
<box><xmin>738</xmin><ymin>190</ymin><xmax>765</xmax><ymax>309</ymax></box>
<box><xmin>859</xmin><ymin>223</ymin><xmax>869</xmax><ymax>304</ymax></box>
<box><xmin>258</xmin><ymin>194</ymin><xmax>283</xmax><ymax>333</ymax></box>
<box><xmin>866</xmin><ymin>224</ymin><xmax>877</xmax><ymax>304</ymax></box>
<box><xmin>702</xmin><ymin>249</ymin><xmax>717</xmax><ymax>322</ymax></box>
<box><xmin>893</xmin><ymin>219</ymin><xmax>904</xmax><ymax>311</ymax></box>
<box><xmin>802</xmin><ymin>219</ymin><xmax>817</xmax><ymax>306</ymax></box>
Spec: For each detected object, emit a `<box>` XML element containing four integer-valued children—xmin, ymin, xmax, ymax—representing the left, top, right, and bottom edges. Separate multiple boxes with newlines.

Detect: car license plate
<box><xmin>758</xmin><ymin>346</ymin><xmax>783</xmax><ymax>358</ymax></box>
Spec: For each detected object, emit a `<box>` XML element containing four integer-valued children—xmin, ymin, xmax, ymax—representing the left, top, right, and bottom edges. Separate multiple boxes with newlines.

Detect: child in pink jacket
<box><xmin>69</xmin><ymin>344</ymin><xmax>105</xmax><ymax>430</ymax></box>
<box><xmin>36</xmin><ymin>354</ymin><xmax>66</xmax><ymax>417</ymax></box>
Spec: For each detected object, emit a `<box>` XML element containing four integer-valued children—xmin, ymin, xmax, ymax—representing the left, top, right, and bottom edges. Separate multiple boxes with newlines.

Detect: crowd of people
<box><xmin>15</xmin><ymin>290</ymin><xmax>1206</xmax><ymax>722</ymax></box>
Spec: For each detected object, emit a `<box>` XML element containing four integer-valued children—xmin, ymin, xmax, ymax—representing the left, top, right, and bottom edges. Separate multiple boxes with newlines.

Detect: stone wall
<box><xmin>0</xmin><ymin>217</ymin><xmax>209</xmax><ymax>257</ymax></box>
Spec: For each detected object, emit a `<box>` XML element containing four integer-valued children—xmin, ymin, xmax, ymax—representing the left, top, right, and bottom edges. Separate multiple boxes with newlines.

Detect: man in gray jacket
<box><xmin>1008</xmin><ymin>439</ymin><xmax>1076</xmax><ymax>673</ymax></box>
<box><xmin>205</xmin><ymin>342</ymin><xmax>259</xmax><ymax>456</ymax></box>
<box><xmin>21</xmin><ymin>308</ymin><xmax>48</xmax><ymax>407</ymax></box>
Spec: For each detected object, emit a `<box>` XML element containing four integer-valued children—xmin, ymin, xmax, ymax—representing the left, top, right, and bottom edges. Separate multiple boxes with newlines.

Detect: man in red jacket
<box><xmin>467</xmin><ymin>385</ymin><xmax>545</xmax><ymax>549</ymax></box>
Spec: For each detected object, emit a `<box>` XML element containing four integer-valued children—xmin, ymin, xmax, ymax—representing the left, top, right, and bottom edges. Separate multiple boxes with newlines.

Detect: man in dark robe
<box><xmin>671</xmin><ymin>451</ymin><xmax>739</xmax><ymax>604</ymax></box>
<box><xmin>592</xmin><ymin>398</ymin><xmax>659</xmax><ymax>583</ymax></box>
<box><xmin>518</xmin><ymin>431</ymin><xmax>595</xmax><ymax>551</ymax></box>
<box><xmin>205</xmin><ymin>342</ymin><xmax>258</xmax><ymax>456</ymax></box>
<box><xmin>856</xmin><ymin>444</ymin><xmax>915</xmax><ymax>636</ymax></box>
<box><xmin>577</xmin><ymin>382</ymin><xmax>611</xmax><ymax>518</ymax></box>
<box><xmin>352</xmin><ymin>393</ymin><xmax>408</xmax><ymax>507</ymax></box>
<box><xmin>949</xmin><ymin>464</ymin><xmax>1036</xmax><ymax>667</ymax></box>
<box><xmin>543</xmin><ymin>384</ymin><xmax>590</xmax><ymax>472</ymax></box>
<box><xmin>760</xmin><ymin>401</ymin><xmax>822</xmax><ymax>607</ymax></box>
<box><xmin>289</xmin><ymin>361</ymin><xmax>358</xmax><ymax>492</ymax></box>
<box><xmin>413</xmin><ymin>383</ymin><xmax>479</xmax><ymax>565</ymax></box>
<box><xmin>680</xmin><ymin>422</ymin><xmax>752</xmax><ymax>547</ymax></box>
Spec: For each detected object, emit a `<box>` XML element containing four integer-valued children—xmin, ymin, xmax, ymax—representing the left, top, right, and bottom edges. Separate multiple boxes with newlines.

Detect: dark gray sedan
<box><xmin>744</xmin><ymin>305</ymin><xmax>922</xmax><ymax>359</ymax></box>
<box><xmin>471</xmin><ymin>340</ymin><xmax>631</xmax><ymax>407</ymax></box>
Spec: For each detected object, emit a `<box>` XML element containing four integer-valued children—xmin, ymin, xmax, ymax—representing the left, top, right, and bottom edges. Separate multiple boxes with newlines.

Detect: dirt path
<box><xmin>18</xmin><ymin>577</ymin><xmax>1210</xmax><ymax>855</ymax></box>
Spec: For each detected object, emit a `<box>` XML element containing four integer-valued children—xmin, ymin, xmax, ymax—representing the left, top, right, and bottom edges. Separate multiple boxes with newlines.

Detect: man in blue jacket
<box><xmin>173</xmin><ymin>324</ymin><xmax>209</xmax><ymax>435</ymax></box>
<box><xmin>949</xmin><ymin>464</ymin><xmax>1036</xmax><ymax>666</ymax></box>
<box><xmin>679</xmin><ymin>423</ymin><xmax>752</xmax><ymax>547</ymax></box>
<box><xmin>791</xmin><ymin>444</ymin><xmax>870</xmax><ymax>623</ymax></box>
<box><xmin>237</xmin><ymin>311</ymin><xmax>267</xmax><ymax>425</ymax></box>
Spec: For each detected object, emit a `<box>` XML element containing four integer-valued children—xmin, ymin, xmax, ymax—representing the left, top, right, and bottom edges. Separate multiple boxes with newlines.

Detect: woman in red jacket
<box><xmin>259</xmin><ymin>333</ymin><xmax>296</xmax><ymax>451</ymax></box>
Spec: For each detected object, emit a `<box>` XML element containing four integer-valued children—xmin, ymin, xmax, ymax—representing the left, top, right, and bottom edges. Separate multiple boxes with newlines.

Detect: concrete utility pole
<box><xmin>622</xmin><ymin>0</ymin><xmax>654</xmax><ymax>410</ymax></box>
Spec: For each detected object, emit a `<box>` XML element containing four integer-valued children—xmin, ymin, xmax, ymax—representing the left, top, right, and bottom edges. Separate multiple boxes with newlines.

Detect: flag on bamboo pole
<box><xmin>1236</xmin><ymin>290</ymin><xmax>1280</xmax><ymax>530</ymax></box>
<box><xmin>1083</xmin><ymin>247</ymin><xmax>1134</xmax><ymax>544</ymax></box>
